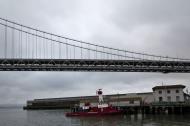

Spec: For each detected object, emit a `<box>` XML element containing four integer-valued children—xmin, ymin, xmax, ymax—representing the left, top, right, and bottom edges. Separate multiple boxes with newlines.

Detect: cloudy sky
<box><xmin>0</xmin><ymin>0</ymin><xmax>190</xmax><ymax>105</ymax></box>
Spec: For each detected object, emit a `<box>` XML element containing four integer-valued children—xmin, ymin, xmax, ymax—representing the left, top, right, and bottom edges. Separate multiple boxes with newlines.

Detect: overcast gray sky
<box><xmin>0</xmin><ymin>0</ymin><xmax>190</xmax><ymax>105</ymax></box>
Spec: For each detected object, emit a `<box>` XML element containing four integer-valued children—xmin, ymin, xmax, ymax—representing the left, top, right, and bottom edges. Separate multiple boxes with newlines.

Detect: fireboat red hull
<box><xmin>66</xmin><ymin>107</ymin><xmax>123</xmax><ymax>117</ymax></box>
<box><xmin>66</xmin><ymin>111</ymin><xmax>123</xmax><ymax>117</ymax></box>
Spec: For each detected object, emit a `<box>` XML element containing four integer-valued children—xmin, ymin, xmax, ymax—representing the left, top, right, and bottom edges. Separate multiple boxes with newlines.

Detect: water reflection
<box><xmin>68</xmin><ymin>114</ymin><xmax>190</xmax><ymax>126</ymax></box>
<box><xmin>1</xmin><ymin>108</ymin><xmax>190</xmax><ymax>126</ymax></box>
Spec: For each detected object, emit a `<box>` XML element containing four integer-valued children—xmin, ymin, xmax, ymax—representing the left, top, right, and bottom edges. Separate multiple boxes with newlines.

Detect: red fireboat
<box><xmin>66</xmin><ymin>89</ymin><xmax>123</xmax><ymax>117</ymax></box>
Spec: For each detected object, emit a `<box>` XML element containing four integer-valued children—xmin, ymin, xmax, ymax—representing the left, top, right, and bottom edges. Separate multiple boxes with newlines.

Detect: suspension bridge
<box><xmin>0</xmin><ymin>17</ymin><xmax>190</xmax><ymax>73</ymax></box>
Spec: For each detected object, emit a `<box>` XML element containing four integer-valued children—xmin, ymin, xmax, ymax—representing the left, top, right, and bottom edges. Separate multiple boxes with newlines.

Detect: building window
<box><xmin>167</xmin><ymin>90</ymin><xmax>170</xmax><ymax>94</ymax></box>
<box><xmin>159</xmin><ymin>97</ymin><xmax>163</xmax><ymax>102</ymax></box>
<box><xmin>176</xmin><ymin>90</ymin><xmax>179</xmax><ymax>93</ymax></box>
<box><xmin>159</xmin><ymin>90</ymin><xmax>162</xmax><ymax>94</ymax></box>
<box><xmin>167</xmin><ymin>96</ymin><xmax>171</xmax><ymax>102</ymax></box>
<box><xmin>176</xmin><ymin>96</ymin><xmax>180</xmax><ymax>102</ymax></box>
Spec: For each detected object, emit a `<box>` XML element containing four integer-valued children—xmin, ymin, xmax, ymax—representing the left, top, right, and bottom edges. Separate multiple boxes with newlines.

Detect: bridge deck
<box><xmin>0</xmin><ymin>59</ymin><xmax>190</xmax><ymax>73</ymax></box>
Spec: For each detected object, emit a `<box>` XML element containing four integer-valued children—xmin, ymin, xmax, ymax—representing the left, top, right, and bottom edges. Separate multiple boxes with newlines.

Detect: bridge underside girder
<box><xmin>0</xmin><ymin>59</ymin><xmax>190</xmax><ymax>73</ymax></box>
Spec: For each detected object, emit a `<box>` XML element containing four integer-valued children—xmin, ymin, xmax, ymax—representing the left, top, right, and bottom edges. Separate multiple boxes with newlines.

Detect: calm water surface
<box><xmin>0</xmin><ymin>108</ymin><xmax>190</xmax><ymax>126</ymax></box>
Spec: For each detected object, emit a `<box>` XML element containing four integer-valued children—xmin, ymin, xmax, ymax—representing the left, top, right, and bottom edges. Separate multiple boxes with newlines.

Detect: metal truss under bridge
<box><xmin>0</xmin><ymin>59</ymin><xmax>190</xmax><ymax>73</ymax></box>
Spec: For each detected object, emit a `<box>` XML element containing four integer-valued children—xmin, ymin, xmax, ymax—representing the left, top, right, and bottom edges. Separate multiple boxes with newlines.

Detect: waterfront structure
<box><xmin>152</xmin><ymin>85</ymin><xmax>186</xmax><ymax>102</ymax></box>
<box><xmin>24</xmin><ymin>92</ymin><xmax>153</xmax><ymax>110</ymax></box>
<box><xmin>24</xmin><ymin>84</ymin><xmax>190</xmax><ymax>110</ymax></box>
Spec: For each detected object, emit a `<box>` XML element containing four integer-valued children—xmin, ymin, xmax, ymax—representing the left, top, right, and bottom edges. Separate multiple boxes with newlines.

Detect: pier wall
<box><xmin>24</xmin><ymin>93</ymin><xmax>190</xmax><ymax>115</ymax></box>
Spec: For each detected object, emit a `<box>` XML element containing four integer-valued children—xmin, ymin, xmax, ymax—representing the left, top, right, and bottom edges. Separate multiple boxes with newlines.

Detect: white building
<box><xmin>108</xmin><ymin>92</ymin><xmax>154</xmax><ymax>107</ymax></box>
<box><xmin>152</xmin><ymin>85</ymin><xmax>186</xmax><ymax>102</ymax></box>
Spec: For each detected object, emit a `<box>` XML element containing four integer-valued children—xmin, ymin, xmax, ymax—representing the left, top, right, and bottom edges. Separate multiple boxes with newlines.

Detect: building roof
<box><xmin>33</xmin><ymin>92</ymin><xmax>151</xmax><ymax>102</ymax></box>
<box><xmin>152</xmin><ymin>84</ymin><xmax>186</xmax><ymax>91</ymax></box>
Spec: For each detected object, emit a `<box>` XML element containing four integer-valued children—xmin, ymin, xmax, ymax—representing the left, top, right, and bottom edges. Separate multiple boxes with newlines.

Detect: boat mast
<box><xmin>97</xmin><ymin>89</ymin><xmax>104</xmax><ymax>104</ymax></box>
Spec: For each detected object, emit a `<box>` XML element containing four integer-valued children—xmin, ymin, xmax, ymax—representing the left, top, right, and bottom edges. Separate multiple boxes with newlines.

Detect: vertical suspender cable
<box><xmin>88</xmin><ymin>44</ymin><xmax>90</xmax><ymax>59</ymax></box>
<box><xmin>43</xmin><ymin>33</ymin><xmax>45</xmax><ymax>59</ymax></box>
<box><xmin>21</xmin><ymin>26</ymin><xmax>22</xmax><ymax>59</ymax></box>
<box><xmin>36</xmin><ymin>30</ymin><xmax>37</xmax><ymax>59</ymax></box>
<box><xmin>4</xmin><ymin>20</ymin><xmax>7</xmax><ymax>59</ymax></box>
<box><xmin>110</xmin><ymin>49</ymin><xmax>112</xmax><ymax>60</ymax></box>
<box><xmin>94</xmin><ymin>46</ymin><xmax>96</xmax><ymax>59</ymax></box>
<box><xmin>12</xmin><ymin>23</ymin><xmax>14</xmax><ymax>59</ymax></box>
<box><xmin>32</xmin><ymin>30</ymin><xmax>34</xmax><ymax>59</ymax></box>
<box><xmin>87</xmin><ymin>44</ymin><xmax>90</xmax><ymax>59</ymax></box>
<box><xmin>66</xmin><ymin>39</ymin><xmax>68</xmax><ymax>59</ymax></box>
<box><xmin>5</xmin><ymin>21</ymin><xmax>7</xmax><ymax>59</ymax></box>
<box><xmin>142</xmin><ymin>53</ymin><xmax>144</xmax><ymax>60</ymax></box>
<box><xmin>96</xmin><ymin>46</ymin><xmax>97</xmax><ymax>59</ymax></box>
<box><xmin>51</xmin><ymin>36</ymin><xmax>55</xmax><ymax>59</ymax></box>
<box><xmin>18</xmin><ymin>27</ymin><xmax>20</xmax><ymax>58</ymax></box>
<box><xmin>125</xmin><ymin>50</ymin><xmax>126</xmax><ymax>60</ymax></box>
<box><xmin>59</xmin><ymin>37</ymin><xmax>61</xmax><ymax>59</ymax></box>
<box><xmin>103</xmin><ymin>47</ymin><xmax>104</xmax><ymax>59</ymax></box>
<box><xmin>39</xmin><ymin>33</ymin><xmax>41</xmax><ymax>59</ymax></box>
<box><xmin>51</xmin><ymin>34</ymin><xmax>52</xmax><ymax>59</ymax></box>
<box><xmin>132</xmin><ymin>53</ymin><xmax>134</xmax><ymax>60</ymax></box>
<box><xmin>69</xmin><ymin>44</ymin><xmax>71</xmax><ymax>59</ymax></box>
<box><xmin>107</xmin><ymin>49</ymin><xmax>109</xmax><ymax>59</ymax></box>
<box><xmin>74</xmin><ymin>46</ymin><xmax>75</xmax><ymax>59</ymax></box>
<box><xmin>28</xmin><ymin>29</ymin><xmax>30</xmax><ymax>59</ymax></box>
<box><xmin>81</xmin><ymin>43</ymin><xmax>82</xmax><ymax>59</ymax></box>
<box><xmin>46</xmin><ymin>34</ymin><xmax>48</xmax><ymax>59</ymax></box>
<box><xmin>26</xmin><ymin>30</ymin><xmax>27</xmax><ymax>59</ymax></box>
<box><xmin>117</xmin><ymin>50</ymin><xmax>119</xmax><ymax>60</ymax></box>
<box><xmin>100</xmin><ymin>47</ymin><xmax>102</xmax><ymax>59</ymax></box>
